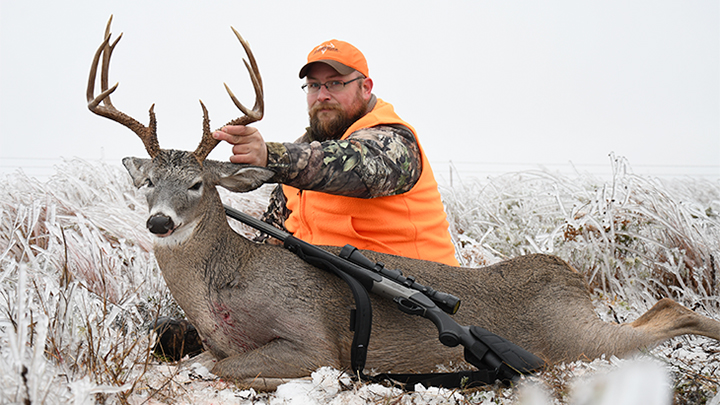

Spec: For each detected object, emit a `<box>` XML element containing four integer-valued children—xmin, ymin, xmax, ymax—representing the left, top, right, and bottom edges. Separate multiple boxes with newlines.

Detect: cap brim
<box><xmin>299</xmin><ymin>60</ymin><xmax>356</xmax><ymax>78</ymax></box>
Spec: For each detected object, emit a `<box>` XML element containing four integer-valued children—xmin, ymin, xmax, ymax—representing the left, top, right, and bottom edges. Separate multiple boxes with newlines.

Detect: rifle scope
<box><xmin>339</xmin><ymin>245</ymin><xmax>461</xmax><ymax>315</ymax></box>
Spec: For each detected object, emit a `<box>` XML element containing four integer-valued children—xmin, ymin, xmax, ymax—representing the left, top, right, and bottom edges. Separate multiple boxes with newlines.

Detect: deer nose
<box><xmin>147</xmin><ymin>214</ymin><xmax>175</xmax><ymax>235</ymax></box>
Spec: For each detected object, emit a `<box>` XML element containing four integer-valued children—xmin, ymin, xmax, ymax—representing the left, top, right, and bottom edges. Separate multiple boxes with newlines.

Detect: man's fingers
<box><xmin>232</xmin><ymin>143</ymin><xmax>252</xmax><ymax>155</ymax></box>
<box><xmin>221</xmin><ymin>125</ymin><xmax>248</xmax><ymax>135</ymax></box>
<box><xmin>212</xmin><ymin>130</ymin><xmax>229</xmax><ymax>142</ymax></box>
<box><xmin>212</xmin><ymin>124</ymin><xmax>267</xmax><ymax>166</ymax></box>
<box><xmin>213</xmin><ymin>125</ymin><xmax>258</xmax><ymax>145</ymax></box>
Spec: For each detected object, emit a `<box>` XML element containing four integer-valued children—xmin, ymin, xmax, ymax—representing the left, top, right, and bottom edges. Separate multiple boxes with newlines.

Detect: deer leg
<box><xmin>630</xmin><ymin>298</ymin><xmax>720</xmax><ymax>343</ymax></box>
<box><xmin>211</xmin><ymin>338</ymin><xmax>341</xmax><ymax>385</ymax></box>
<box><xmin>232</xmin><ymin>376</ymin><xmax>311</xmax><ymax>392</ymax></box>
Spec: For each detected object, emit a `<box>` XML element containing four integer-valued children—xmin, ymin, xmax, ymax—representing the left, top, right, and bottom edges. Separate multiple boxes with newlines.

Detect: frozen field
<box><xmin>1</xmin><ymin>156</ymin><xmax>718</xmax><ymax>404</ymax></box>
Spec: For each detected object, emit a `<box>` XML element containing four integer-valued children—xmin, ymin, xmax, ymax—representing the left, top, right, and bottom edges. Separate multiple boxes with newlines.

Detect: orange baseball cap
<box><xmin>299</xmin><ymin>39</ymin><xmax>369</xmax><ymax>79</ymax></box>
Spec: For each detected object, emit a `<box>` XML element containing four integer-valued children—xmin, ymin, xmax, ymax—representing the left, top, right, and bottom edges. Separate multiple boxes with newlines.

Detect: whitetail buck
<box><xmin>88</xmin><ymin>18</ymin><xmax>720</xmax><ymax>390</ymax></box>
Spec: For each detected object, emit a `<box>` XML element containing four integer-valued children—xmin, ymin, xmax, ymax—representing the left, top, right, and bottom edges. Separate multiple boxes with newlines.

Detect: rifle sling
<box><xmin>283</xmin><ymin>237</ymin><xmax>373</xmax><ymax>378</ymax></box>
<box><xmin>370</xmin><ymin>369</ymin><xmax>497</xmax><ymax>391</ymax></box>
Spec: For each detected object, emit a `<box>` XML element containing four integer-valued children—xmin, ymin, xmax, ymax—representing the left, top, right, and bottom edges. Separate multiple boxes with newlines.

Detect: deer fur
<box><xmin>123</xmin><ymin>152</ymin><xmax>720</xmax><ymax>390</ymax></box>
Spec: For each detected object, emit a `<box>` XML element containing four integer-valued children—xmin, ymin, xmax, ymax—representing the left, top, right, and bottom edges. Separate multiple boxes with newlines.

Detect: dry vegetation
<box><xmin>1</xmin><ymin>156</ymin><xmax>718</xmax><ymax>404</ymax></box>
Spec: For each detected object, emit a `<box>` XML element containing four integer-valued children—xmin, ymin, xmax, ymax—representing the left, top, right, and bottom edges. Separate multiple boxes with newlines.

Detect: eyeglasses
<box><xmin>301</xmin><ymin>77</ymin><xmax>363</xmax><ymax>94</ymax></box>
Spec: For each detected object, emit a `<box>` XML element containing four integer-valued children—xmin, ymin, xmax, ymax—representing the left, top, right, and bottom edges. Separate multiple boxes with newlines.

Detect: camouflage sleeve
<box><xmin>265</xmin><ymin>124</ymin><xmax>422</xmax><ymax>199</ymax></box>
<box><xmin>252</xmin><ymin>184</ymin><xmax>290</xmax><ymax>243</ymax></box>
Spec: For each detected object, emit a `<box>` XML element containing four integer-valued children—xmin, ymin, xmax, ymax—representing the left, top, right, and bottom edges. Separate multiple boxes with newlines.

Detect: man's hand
<box><xmin>213</xmin><ymin>125</ymin><xmax>268</xmax><ymax>166</ymax></box>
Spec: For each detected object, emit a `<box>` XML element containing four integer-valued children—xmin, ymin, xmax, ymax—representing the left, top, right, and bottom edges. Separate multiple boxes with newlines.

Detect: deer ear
<box><xmin>210</xmin><ymin>161</ymin><xmax>276</xmax><ymax>192</ymax></box>
<box><xmin>122</xmin><ymin>157</ymin><xmax>152</xmax><ymax>188</ymax></box>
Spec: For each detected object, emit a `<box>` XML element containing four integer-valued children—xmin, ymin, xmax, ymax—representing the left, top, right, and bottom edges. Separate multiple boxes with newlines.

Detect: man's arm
<box><xmin>266</xmin><ymin>124</ymin><xmax>422</xmax><ymax>199</ymax></box>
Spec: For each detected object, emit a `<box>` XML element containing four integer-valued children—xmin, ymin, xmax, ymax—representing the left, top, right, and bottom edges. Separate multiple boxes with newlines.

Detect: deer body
<box><xmin>90</xmin><ymin>19</ymin><xmax>720</xmax><ymax>389</ymax></box>
<box><xmin>124</xmin><ymin>152</ymin><xmax>720</xmax><ymax>385</ymax></box>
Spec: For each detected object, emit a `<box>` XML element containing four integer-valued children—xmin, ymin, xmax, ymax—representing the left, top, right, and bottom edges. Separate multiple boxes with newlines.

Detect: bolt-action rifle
<box><xmin>225</xmin><ymin>205</ymin><xmax>545</xmax><ymax>389</ymax></box>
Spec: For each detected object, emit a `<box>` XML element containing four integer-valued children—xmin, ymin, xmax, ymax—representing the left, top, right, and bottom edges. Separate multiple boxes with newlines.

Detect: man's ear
<box><xmin>206</xmin><ymin>160</ymin><xmax>276</xmax><ymax>192</ymax></box>
<box><xmin>362</xmin><ymin>77</ymin><xmax>373</xmax><ymax>100</ymax></box>
<box><xmin>122</xmin><ymin>157</ymin><xmax>152</xmax><ymax>188</ymax></box>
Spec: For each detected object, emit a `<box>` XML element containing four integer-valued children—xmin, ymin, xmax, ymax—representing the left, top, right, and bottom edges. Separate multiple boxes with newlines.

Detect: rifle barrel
<box><xmin>224</xmin><ymin>205</ymin><xmax>290</xmax><ymax>242</ymax></box>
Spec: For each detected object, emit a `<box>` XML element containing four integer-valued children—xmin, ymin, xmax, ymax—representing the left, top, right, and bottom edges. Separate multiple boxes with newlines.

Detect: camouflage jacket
<box><xmin>255</xmin><ymin>123</ymin><xmax>422</xmax><ymax>239</ymax></box>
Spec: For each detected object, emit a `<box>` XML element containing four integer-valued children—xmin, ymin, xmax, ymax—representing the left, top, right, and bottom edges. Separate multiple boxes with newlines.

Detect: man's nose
<box><xmin>315</xmin><ymin>85</ymin><xmax>332</xmax><ymax>100</ymax></box>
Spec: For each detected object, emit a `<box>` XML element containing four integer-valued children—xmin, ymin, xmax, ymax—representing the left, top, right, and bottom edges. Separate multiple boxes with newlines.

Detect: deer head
<box><xmin>87</xmin><ymin>16</ymin><xmax>274</xmax><ymax>239</ymax></box>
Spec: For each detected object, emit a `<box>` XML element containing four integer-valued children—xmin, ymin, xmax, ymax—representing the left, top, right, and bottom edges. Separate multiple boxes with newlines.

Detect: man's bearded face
<box><xmin>309</xmin><ymin>87</ymin><xmax>368</xmax><ymax>141</ymax></box>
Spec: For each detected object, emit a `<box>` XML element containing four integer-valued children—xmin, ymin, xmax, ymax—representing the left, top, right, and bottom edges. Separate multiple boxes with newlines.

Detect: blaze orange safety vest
<box><xmin>283</xmin><ymin>99</ymin><xmax>458</xmax><ymax>266</ymax></box>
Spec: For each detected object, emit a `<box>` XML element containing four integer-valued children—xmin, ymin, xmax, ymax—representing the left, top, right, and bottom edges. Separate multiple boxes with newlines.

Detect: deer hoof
<box><xmin>151</xmin><ymin>317</ymin><xmax>204</xmax><ymax>361</ymax></box>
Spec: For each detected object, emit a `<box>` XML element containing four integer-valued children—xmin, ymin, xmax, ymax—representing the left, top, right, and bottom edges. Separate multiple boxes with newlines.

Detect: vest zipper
<box><xmin>297</xmin><ymin>190</ymin><xmax>310</xmax><ymax>241</ymax></box>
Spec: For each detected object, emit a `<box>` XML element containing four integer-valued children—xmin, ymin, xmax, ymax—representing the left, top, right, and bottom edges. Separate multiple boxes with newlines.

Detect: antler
<box><xmin>88</xmin><ymin>18</ymin><xmax>263</xmax><ymax>163</ymax></box>
<box><xmin>87</xmin><ymin>16</ymin><xmax>161</xmax><ymax>158</ymax></box>
<box><xmin>193</xmin><ymin>27</ymin><xmax>264</xmax><ymax>163</ymax></box>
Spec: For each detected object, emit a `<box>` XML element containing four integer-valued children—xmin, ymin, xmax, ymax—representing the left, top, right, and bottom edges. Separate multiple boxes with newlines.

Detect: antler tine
<box><xmin>232</xmin><ymin>27</ymin><xmax>263</xmax><ymax>91</ymax></box>
<box><xmin>99</xmin><ymin>15</ymin><xmax>116</xmax><ymax>109</ymax></box>
<box><xmin>225</xmin><ymin>27</ymin><xmax>264</xmax><ymax>124</ymax></box>
<box><xmin>86</xmin><ymin>18</ymin><xmax>119</xmax><ymax>109</ymax></box>
<box><xmin>192</xmin><ymin>28</ymin><xmax>264</xmax><ymax>162</ymax></box>
<box><xmin>87</xmin><ymin>16</ymin><xmax>161</xmax><ymax>158</ymax></box>
<box><xmin>195</xmin><ymin>99</ymin><xmax>217</xmax><ymax>164</ymax></box>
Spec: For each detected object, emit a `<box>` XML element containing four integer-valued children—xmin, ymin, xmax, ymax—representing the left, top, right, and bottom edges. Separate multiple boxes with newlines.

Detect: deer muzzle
<box><xmin>147</xmin><ymin>214</ymin><xmax>176</xmax><ymax>236</ymax></box>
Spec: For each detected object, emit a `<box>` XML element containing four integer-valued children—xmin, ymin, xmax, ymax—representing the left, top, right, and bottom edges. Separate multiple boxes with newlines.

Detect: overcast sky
<box><xmin>1</xmin><ymin>1</ymin><xmax>718</xmax><ymax>182</ymax></box>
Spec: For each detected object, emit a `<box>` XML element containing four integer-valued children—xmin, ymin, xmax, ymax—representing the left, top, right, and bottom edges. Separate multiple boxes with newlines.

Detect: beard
<box><xmin>308</xmin><ymin>92</ymin><xmax>368</xmax><ymax>142</ymax></box>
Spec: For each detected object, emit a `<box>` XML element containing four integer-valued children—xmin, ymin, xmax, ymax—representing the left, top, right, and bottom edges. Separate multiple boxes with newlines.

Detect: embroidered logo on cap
<box><xmin>313</xmin><ymin>42</ymin><xmax>339</xmax><ymax>55</ymax></box>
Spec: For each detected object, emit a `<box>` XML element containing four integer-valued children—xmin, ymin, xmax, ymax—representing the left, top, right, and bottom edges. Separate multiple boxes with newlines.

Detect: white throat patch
<box><xmin>153</xmin><ymin>218</ymin><xmax>199</xmax><ymax>247</ymax></box>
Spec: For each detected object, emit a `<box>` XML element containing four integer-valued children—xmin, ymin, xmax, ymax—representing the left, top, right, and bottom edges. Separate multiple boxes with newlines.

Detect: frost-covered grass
<box><xmin>1</xmin><ymin>156</ymin><xmax>718</xmax><ymax>404</ymax></box>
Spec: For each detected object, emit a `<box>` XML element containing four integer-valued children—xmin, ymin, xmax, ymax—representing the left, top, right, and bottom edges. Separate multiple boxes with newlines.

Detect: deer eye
<box><xmin>144</xmin><ymin>179</ymin><xmax>154</xmax><ymax>188</ymax></box>
<box><xmin>189</xmin><ymin>181</ymin><xmax>203</xmax><ymax>191</ymax></box>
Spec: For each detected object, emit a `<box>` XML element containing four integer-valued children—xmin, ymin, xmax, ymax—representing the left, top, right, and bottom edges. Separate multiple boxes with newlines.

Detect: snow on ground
<box><xmin>1</xmin><ymin>157</ymin><xmax>719</xmax><ymax>404</ymax></box>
